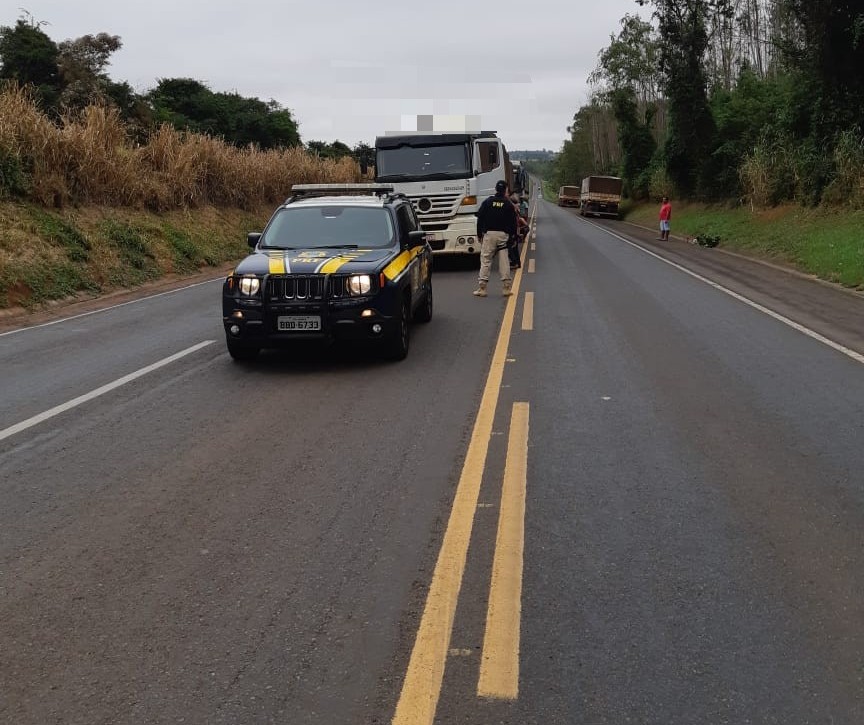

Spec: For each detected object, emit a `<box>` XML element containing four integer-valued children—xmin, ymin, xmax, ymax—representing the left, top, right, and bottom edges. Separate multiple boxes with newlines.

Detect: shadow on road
<box><xmin>432</xmin><ymin>255</ymin><xmax>480</xmax><ymax>274</ymax></box>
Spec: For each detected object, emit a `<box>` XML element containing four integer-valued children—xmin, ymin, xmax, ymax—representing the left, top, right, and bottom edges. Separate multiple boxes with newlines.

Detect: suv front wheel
<box><xmin>383</xmin><ymin>297</ymin><xmax>410</xmax><ymax>360</ymax></box>
<box><xmin>227</xmin><ymin>337</ymin><xmax>260</xmax><ymax>362</ymax></box>
<box><xmin>413</xmin><ymin>284</ymin><xmax>433</xmax><ymax>323</ymax></box>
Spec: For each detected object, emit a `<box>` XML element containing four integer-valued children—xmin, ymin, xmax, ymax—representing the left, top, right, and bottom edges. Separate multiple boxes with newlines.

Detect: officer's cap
<box><xmin>495</xmin><ymin>180</ymin><xmax>508</xmax><ymax>193</ymax></box>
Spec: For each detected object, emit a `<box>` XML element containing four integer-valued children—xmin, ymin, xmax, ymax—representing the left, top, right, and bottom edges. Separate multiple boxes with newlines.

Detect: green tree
<box><xmin>56</xmin><ymin>32</ymin><xmax>122</xmax><ymax>109</ymax></box>
<box><xmin>591</xmin><ymin>16</ymin><xmax>661</xmax><ymax>198</ymax></box>
<box><xmin>306</xmin><ymin>140</ymin><xmax>352</xmax><ymax>159</ymax></box>
<box><xmin>639</xmin><ymin>0</ymin><xmax>728</xmax><ymax>197</ymax></box>
<box><xmin>610</xmin><ymin>88</ymin><xmax>657</xmax><ymax>198</ymax></box>
<box><xmin>552</xmin><ymin>103</ymin><xmax>612</xmax><ymax>189</ymax></box>
<box><xmin>148</xmin><ymin>78</ymin><xmax>300</xmax><ymax>148</ymax></box>
<box><xmin>0</xmin><ymin>14</ymin><xmax>62</xmax><ymax>110</ymax></box>
<box><xmin>710</xmin><ymin>66</ymin><xmax>793</xmax><ymax>197</ymax></box>
<box><xmin>148</xmin><ymin>78</ymin><xmax>219</xmax><ymax>131</ymax></box>
<box><xmin>104</xmin><ymin>79</ymin><xmax>153</xmax><ymax>138</ymax></box>
<box><xmin>352</xmin><ymin>142</ymin><xmax>375</xmax><ymax>173</ymax></box>
<box><xmin>591</xmin><ymin>14</ymin><xmax>662</xmax><ymax>105</ymax></box>
<box><xmin>785</xmin><ymin>0</ymin><xmax>864</xmax><ymax>143</ymax></box>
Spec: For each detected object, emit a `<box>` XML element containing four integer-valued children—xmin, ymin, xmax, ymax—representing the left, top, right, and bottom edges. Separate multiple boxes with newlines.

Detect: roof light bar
<box><xmin>290</xmin><ymin>183</ymin><xmax>395</xmax><ymax>199</ymax></box>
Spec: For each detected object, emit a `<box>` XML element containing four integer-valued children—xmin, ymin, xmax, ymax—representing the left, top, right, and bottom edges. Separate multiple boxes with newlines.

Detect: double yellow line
<box><xmin>478</xmin><ymin>401</ymin><xmax>530</xmax><ymax>698</ymax></box>
<box><xmin>392</xmin><ymin>197</ymin><xmax>537</xmax><ymax>724</ymax></box>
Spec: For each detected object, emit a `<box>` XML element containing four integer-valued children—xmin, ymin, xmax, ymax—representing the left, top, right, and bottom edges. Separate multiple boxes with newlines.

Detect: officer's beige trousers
<box><xmin>478</xmin><ymin>231</ymin><xmax>512</xmax><ymax>283</ymax></box>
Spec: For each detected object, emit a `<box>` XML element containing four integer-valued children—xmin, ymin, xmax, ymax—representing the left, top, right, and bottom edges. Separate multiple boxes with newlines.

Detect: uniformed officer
<box><xmin>474</xmin><ymin>180</ymin><xmax>519</xmax><ymax>297</ymax></box>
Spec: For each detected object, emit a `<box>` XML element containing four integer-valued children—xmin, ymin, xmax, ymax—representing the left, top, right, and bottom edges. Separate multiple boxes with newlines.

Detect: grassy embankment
<box><xmin>0</xmin><ymin>203</ymin><xmax>268</xmax><ymax>308</ymax></box>
<box><xmin>623</xmin><ymin>202</ymin><xmax>864</xmax><ymax>289</ymax></box>
<box><xmin>541</xmin><ymin>180</ymin><xmax>558</xmax><ymax>204</ymax></box>
<box><xmin>540</xmin><ymin>175</ymin><xmax>863</xmax><ymax>289</ymax></box>
<box><xmin>0</xmin><ymin>85</ymin><xmax>359</xmax><ymax>310</ymax></box>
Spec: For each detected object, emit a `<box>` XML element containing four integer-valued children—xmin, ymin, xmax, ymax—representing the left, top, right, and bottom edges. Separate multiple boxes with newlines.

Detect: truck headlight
<box><xmin>348</xmin><ymin>274</ymin><xmax>372</xmax><ymax>296</ymax></box>
<box><xmin>239</xmin><ymin>276</ymin><xmax>261</xmax><ymax>296</ymax></box>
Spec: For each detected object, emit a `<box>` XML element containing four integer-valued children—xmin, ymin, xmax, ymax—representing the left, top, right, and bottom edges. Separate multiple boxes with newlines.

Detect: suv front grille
<box><xmin>267</xmin><ymin>275</ymin><xmax>325</xmax><ymax>301</ymax></box>
<box><xmin>266</xmin><ymin>274</ymin><xmax>376</xmax><ymax>301</ymax></box>
<box><xmin>329</xmin><ymin>275</ymin><xmax>350</xmax><ymax>299</ymax></box>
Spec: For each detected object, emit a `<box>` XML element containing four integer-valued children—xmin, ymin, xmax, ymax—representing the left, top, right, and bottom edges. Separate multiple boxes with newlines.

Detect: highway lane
<box><xmin>4</xmin><ymin>191</ymin><xmax>864</xmax><ymax>724</ymax></box>
<box><xmin>0</xmin><ymin>258</ymin><xmax>505</xmax><ymax>724</ymax></box>
<box><xmin>0</xmin><ymin>278</ymin><xmax>224</xmax><ymax>428</ymax></box>
<box><xmin>429</xmin><ymin>198</ymin><xmax>864</xmax><ymax>724</ymax></box>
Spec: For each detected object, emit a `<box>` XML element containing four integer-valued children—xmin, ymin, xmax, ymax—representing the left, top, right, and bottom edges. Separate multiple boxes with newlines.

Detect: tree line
<box><xmin>548</xmin><ymin>0</ymin><xmax>864</xmax><ymax>208</ymax></box>
<box><xmin>0</xmin><ymin>13</ymin><xmax>373</xmax><ymax>166</ymax></box>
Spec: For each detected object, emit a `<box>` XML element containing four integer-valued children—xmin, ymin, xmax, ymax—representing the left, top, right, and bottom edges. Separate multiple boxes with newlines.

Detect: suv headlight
<box><xmin>348</xmin><ymin>274</ymin><xmax>372</xmax><ymax>296</ymax></box>
<box><xmin>239</xmin><ymin>276</ymin><xmax>261</xmax><ymax>296</ymax></box>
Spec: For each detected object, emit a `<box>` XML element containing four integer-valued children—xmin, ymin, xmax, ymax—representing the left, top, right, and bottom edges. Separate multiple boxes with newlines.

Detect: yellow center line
<box><xmin>478</xmin><ymin>402</ymin><xmax>530</xmax><ymax>700</ymax></box>
<box><xmin>527</xmin><ymin>258</ymin><xmax>535</xmax><ymax>274</ymax></box>
<box><xmin>521</xmin><ymin>292</ymin><xmax>534</xmax><ymax>332</ymax></box>
<box><xmin>391</xmin><ymin>229</ymin><xmax>529</xmax><ymax>725</ymax></box>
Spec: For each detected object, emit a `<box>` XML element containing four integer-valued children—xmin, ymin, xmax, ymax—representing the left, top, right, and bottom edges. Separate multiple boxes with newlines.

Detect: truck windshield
<box><xmin>261</xmin><ymin>206</ymin><xmax>395</xmax><ymax>249</ymax></box>
<box><xmin>376</xmin><ymin>143</ymin><xmax>471</xmax><ymax>181</ymax></box>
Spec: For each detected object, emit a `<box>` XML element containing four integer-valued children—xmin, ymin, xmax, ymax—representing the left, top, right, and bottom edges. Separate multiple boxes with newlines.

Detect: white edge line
<box><xmin>580</xmin><ymin>217</ymin><xmax>864</xmax><ymax>367</ymax></box>
<box><xmin>0</xmin><ymin>277</ymin><xmax>224</xmax><ymax>338</ymax></box>
<box><xmin>0</xmin><ymin>340</ymin><xmax>216</xmax><ymax>443</ymax></box>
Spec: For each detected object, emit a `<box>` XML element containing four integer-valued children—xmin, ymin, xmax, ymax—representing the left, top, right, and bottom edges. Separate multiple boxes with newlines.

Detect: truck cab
<box><xmin>374</xmin><ymin>132</ymin><xmax>511</xmax><ymax>255</ymax></box>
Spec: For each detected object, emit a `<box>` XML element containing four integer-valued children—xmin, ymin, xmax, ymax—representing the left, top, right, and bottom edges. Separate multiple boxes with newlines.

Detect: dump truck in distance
<box><xmin>557</xmin><ymin>186</ymin><xmax>581</xmax><ymax>207</ymax></box>
<box><xmin>580</xmin><ymin>176</ymin><xmax>623</xmax><ymax>218</ymax></box>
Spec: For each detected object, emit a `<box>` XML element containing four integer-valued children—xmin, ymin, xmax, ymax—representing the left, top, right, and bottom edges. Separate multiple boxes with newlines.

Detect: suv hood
<box><xmin>236</xmin><ymin>248</ymin><xmax>395</xmax><ymax>276</ymax></box>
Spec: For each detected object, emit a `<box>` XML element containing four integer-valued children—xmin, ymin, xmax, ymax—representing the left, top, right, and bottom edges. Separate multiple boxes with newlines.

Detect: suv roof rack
<box><xmin>288</xmin><ymin>183</ymin><xmax>396</xmax><ymax>202</ymax></box>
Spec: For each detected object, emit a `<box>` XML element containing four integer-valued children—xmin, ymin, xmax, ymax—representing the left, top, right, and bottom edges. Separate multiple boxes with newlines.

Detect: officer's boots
<box><xmin>502</xmin><ymin>279</ymin><xmax>513</xmax><ymax>297</ymax></box>
<box><xmin>473</xmin><ymin>281</ymin><xmax>488</xmax><ymax>297</ymax></box>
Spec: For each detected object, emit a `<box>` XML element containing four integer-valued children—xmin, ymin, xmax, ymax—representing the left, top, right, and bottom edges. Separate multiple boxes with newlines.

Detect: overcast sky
<box><xmin>17</xmin><ymin>0</ymin><xmax>649</xmax><ymax>151</ymax></box>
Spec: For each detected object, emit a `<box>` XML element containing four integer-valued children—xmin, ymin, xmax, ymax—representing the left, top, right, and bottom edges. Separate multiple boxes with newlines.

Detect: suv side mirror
<box><xmin>407</xmin><ymin>230</ymin><xmax>428</xmax><ymax>248</ymax></box>
<box><xmin>247</xmin><ymin>232</ymin><xmax>262</xmax><ymax>248</ymax></box>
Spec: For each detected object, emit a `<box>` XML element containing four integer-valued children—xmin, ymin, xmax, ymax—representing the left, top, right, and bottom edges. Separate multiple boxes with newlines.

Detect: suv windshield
<box><xmin>376</xmin><ymin>143</ymin><xmax>471</xmax><ymax>181</ymax></box>
<box><xmin>261</xmin><ymin>206</ymin><xmax>395</xmax><ymax>249</ymax></box>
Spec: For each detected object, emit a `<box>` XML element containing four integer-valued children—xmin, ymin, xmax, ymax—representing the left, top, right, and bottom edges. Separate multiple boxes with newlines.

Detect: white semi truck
<box><xmin>374</xmin><ymin>131</ymin><xmax>512</xmax><ymax>255</ymax></box>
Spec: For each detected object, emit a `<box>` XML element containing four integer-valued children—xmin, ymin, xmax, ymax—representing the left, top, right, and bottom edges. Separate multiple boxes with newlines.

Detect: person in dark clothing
<box><xmin>474</xmin><ymin>180</ymin><xmax>518</xmax><ymax>297</ymax></box>
<box><xmin>508</xmin><ymin>192</ymin><xmax>529</xmax><ymax>269</ymax></box>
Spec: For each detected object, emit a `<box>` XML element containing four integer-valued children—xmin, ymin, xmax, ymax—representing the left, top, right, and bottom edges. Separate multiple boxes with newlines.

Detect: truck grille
<box><xmin>408</xmin><ymin>193</ymin><xmax>461</xmax><ymax>222</ymax></box>
<box><xmin>267</xmin><ymin>275</ymin><xmax>325</xmax><ymax>301</ymax></box>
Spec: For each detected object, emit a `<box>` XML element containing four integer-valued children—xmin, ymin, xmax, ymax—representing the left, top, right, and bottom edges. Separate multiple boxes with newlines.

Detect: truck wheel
<box><xmin>384</xmin><ymin>297</ymin><xmax>410</xmax><ymax>360</ymax></box>
<box><xmin>227</xmin><ymin>337</ymin><xmax>260</xmax><ymax>362</ymax></box>
<box><xmin>413</xmin><ymin>284</ymin><xmax>433</xmax><ymax>323</ymax></box>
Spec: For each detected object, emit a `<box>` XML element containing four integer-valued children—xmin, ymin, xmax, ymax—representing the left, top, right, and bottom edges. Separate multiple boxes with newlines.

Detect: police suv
<box><xmin>223</xmin><ymin>184</ymin><xmax>433</xmax><ymax>361</ymax></box>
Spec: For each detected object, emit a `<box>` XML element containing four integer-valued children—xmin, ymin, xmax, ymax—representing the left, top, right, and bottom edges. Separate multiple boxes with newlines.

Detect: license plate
<box><xmin>277</xmin><ymin>315</ymin><xmax>321</xmax><ymax>331</ymax></box>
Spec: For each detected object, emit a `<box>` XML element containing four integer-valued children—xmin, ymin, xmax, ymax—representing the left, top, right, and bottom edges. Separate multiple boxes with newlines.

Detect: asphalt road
<box><xmin>2</xmin><ymin>195</ymin><xmax>864</xmax><ymax>724</ymax></box>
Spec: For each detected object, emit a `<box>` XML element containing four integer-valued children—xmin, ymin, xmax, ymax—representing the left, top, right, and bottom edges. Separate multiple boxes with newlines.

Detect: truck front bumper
<box><xmin>421</xmin><ymin>216</ymin><xmax>481</xmax><ymax>255</ymax></box>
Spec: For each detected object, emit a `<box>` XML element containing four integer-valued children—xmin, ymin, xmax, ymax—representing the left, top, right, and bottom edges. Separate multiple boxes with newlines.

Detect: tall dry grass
<box><xmin>0</xmin><ymin>84</ymin><xmax>359</xmax><ymax>210</ymax></box>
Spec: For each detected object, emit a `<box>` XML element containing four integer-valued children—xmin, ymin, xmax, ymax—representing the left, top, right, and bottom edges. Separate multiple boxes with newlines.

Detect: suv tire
<box><xmin>384</xmin><ymin>297</ymin><xmax>410</xmax><ymax>360</ymax></box>
<box><xmin>413</xmin><ymin>284</ymin><xmax>433</xmax><ymax>323</ymax></box>
<box><xmin>227</xmin><ymin>338</ymin><xmax>260</xmax><ymax>361</ymax></box>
